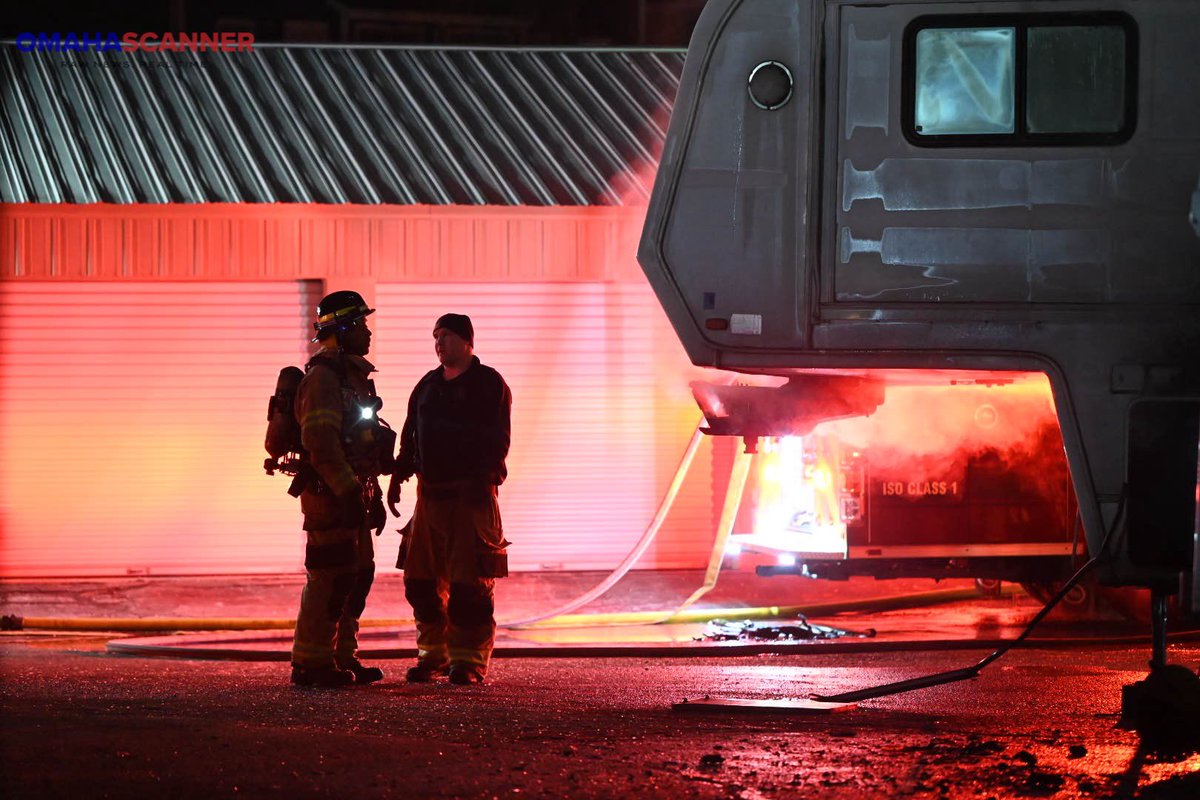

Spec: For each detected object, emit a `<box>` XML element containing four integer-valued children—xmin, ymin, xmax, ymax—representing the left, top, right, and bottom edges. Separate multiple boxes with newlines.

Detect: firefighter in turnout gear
<box><xmin>290</xmin><ymin>290</ymin><xmax>393</xmax><ymax>688</ymax></box>
<box><xmin>387</xmin><ymin>313</ymin><xmax>512</xmax><ymax>685</ymax></box>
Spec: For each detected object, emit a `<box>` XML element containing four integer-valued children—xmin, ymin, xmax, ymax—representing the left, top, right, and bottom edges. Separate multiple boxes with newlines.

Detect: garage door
<box><xmin>372</xmin><ymin>283</ymin><xmax>714</xmax><ymax>571</ymax></box>
<box><xmin>0</xmin><ymin>281</ymin><xmax>316</xmax><ymax>576</ymax></box>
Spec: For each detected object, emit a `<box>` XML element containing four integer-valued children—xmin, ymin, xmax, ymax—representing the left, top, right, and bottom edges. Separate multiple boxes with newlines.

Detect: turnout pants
<box><xmin>292</xmin><ymin>521</ymin><xmax>375</xmax><ymax>669</ymax></box>
<box><xmin>399</xmin><ymin>479</ymin><xmax>509</xmax><ymax>674</ymax></box>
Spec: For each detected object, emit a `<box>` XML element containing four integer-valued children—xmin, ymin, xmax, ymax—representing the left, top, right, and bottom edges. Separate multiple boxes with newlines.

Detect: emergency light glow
<box><xmin>359</xmin><ymin>406</ymin><xmax>375</xmax><ymax>421</ymax></box>
<box><xmin>811</xmin><ymin>465</ymin><xmax>833</xmax><ymax>491</ymax></box>
<box><xmin>743</xmin><ymin>434</ymin><xmax>850</xmax><ymax>558</ymax></box>
<box><xmin>777</xmin><ymin>553</ymin><xmax>797</xmax><ymax>567</ymax></box>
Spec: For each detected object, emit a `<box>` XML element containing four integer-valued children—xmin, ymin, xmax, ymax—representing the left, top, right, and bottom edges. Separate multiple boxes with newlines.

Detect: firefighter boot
<box><xmin>291</xmin><ymin>664</ymin><xmax>355</xmax><ymax>688</ymax></box>
<box><xmin>337</xmin><ymin>658</ymin><xmax>384</xmax><ymax>685</ymax></box>
<box><xmin>405</xmin><ymin>660</ymin><xmax>450</xmax><ymax>683</ymax></box>
<box><xmin>448</xmin><ymin>664</ymin><xmax>485</xmax><ymax>685</ymax></box>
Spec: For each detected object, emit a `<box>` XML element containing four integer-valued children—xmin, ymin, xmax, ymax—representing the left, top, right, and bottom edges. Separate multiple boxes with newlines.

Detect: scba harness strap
<box><xmin>304</xmin><ymin>354</ymin><xmax>396</xmax><ymax>478</ymax></box>
<box><xmin>264</xmin><ymin>353</ymin><xmax>395</xmax><ymax>504</ymax></box>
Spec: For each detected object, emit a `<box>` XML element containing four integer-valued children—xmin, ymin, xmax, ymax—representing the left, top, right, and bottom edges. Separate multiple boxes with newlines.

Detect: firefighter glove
<box><xmin>369</xmin><ymin>493</ymin><xmax>386</xmax><ymax>537</ymax></box>
<box><xmin>387</xmin><ymin>472</ymin><xmax>403</xmax><ymax>518</ymax></box>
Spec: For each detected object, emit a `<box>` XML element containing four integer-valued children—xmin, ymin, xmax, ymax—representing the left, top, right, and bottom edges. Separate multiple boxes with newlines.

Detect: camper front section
<box><xmin>639</xmin><ymin>0</ymin><xmax>1200</xmax><ymax>590</ymax></box>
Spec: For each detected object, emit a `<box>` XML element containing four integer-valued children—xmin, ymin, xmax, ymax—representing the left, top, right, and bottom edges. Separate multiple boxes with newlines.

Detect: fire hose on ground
<box><xmin>0</xmin><ymin>586</ymin><xmax>1007</xmax><ymax>634</ymax></box>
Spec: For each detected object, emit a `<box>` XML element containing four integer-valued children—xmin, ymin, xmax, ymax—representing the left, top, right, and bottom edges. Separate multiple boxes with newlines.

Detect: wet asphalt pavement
<box><xmin>2</xmin><ymin>573</ymin><xmax>1199</xmax><ymax>798</ymax></box>
<box><xmin>2</xmin><ymin>637</ymin><xmax>1199</xmax><ymax>799</ymax></box>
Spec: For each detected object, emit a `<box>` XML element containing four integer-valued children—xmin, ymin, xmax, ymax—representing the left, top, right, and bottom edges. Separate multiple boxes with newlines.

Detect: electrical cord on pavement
<box><xmin>812</xmin><ymin>488</ymin><xmax>1129</xmax><ymax>704</ymax></box>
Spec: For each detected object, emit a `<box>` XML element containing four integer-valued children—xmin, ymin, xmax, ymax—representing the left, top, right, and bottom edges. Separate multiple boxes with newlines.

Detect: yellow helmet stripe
<box><xmin>316</xmin><ymin>304</ymin><xmax>368</xmax><ymax>324</ymax></box>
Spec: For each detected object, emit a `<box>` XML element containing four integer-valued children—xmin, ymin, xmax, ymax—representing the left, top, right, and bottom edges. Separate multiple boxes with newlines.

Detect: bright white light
<box><xmin>725</xmin><ymin>541</ymin><xmax>743</xmax><ymax>556</ymax></box>
<box><xmin>751</xmin><ymin>433</ymin><xmax>849</xmax><ymax>557</ymax></box>
<box><xmin>359</xmin><ymin>406</ymin><xmax>375</xmax><ymax>420</ymax></box>
<box><xmin>776</xmin><ymin>553</ymin><xmax>797</xmax><ymax>567</ymax></box>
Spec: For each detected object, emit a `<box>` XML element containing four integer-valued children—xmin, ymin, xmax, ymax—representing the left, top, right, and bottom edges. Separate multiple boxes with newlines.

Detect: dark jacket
<box><xmin>394</xmin><ymin>356</ymin><xmax>511</xmax><ymax>485</ymax></box>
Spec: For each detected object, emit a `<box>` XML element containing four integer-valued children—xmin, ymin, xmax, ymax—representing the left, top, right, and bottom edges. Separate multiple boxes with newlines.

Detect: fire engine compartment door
<box><xmin>641</xmin><ymin>0</ymin><xmax>815</xmax><ymax>359</ymax></box>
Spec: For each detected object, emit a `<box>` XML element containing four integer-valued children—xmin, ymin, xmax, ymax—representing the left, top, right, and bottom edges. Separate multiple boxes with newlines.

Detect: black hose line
<box><xmin>813</xmin><ymin>488</ymin><xmax>1129</xmax><ymax>704</ymax></box>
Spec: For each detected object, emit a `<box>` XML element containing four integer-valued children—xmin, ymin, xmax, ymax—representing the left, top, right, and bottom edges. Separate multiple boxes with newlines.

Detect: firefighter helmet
<box><xmin>312</xmin><ymin>290</ymin><xmax>375</xmax><ymax>341</ymax></box>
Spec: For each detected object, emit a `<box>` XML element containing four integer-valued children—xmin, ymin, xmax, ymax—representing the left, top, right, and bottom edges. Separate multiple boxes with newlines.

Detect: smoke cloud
<box><xmin>817</xmin><ymin>374</ymin><xmax>1071</xmax><ymax>505</ymax></box>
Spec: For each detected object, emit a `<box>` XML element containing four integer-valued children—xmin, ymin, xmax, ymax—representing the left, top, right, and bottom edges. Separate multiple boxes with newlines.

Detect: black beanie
<box><xmin>434</xmin><ymin>313</ymin><xmax>474</xmax><ymax>347</ymax></box>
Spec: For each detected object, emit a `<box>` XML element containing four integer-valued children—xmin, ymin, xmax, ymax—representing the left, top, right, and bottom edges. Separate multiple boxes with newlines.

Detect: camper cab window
<box><xmin>904</xmin><ymin>14</ymin><xmax>1136</xmax><ymax>145</ymax></box>
<box><xmin>914</xmin><ymin>27</ymin><xmax>1016</xmax><ymax>136</ymax></box>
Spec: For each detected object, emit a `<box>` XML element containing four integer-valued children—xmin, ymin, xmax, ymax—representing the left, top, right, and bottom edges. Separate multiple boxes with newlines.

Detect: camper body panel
<box><xmin>638</xmin><ymin>0</ymin><xmax>1200</xmax><ymax>588</ymax></box>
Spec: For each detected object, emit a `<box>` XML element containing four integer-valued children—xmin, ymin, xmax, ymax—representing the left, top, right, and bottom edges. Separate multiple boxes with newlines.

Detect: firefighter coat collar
<box><xmin>310</xmin><ymin>349</ymin><xmax>376</xmax><ymax>375</ymax></box>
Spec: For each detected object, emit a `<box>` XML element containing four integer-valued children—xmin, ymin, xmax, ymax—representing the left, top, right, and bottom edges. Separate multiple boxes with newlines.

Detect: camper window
<box><xmin>916</xmin><ymin>28</ymin><xmax>1012</xmax><ymax>136</ymax></box>
<box><xmin>903</xmin><ymin>13</ymin><xmax>1136</xmax><ymax>146</ymax></box>
<box><xmin>915</xmin><ymin>27</ymin><xmax>1015</xmax><ymax>136</ymax></box>
<box><xmin>1026</xmin><ymin>26</ymin><xmax>1126</xmax><ymax>134</ymax></box>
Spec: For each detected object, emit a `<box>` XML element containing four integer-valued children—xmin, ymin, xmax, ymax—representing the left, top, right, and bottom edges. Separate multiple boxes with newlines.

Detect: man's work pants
<box><xmin>292</xmin><ymin>523</ymin><xmax>375</xmax><ymax>668</ymax></box>
<box><xmin>399</xmin><ymin>480</ymin><xmax>508</xmax><ymax>674</ymax></box>
<box><xmin>404</xmin><ymin>577</ymin><xmax>496</xmax><ymax>671</ymax></box>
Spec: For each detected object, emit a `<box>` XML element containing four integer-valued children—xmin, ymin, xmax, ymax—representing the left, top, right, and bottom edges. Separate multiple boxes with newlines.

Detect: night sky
<box><xmin>1</xmin><ymin>0</ymin><xmax>706</xmax><ymax>46</ymax></box>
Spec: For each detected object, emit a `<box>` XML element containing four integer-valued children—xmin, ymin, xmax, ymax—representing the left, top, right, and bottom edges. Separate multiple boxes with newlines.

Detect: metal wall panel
<box><xmin>0</xmin><ymin>279</ymin><xmax>715</xmax><ymax>576</ymax></box>
<box><xmin>0</xmin><ymin>204</ymin><xmax>646</xmax><ymax>282</ymax></box>
<box><xmin>0</xmin><ymin>45</ymin><xmax>682</xmax><ymax>206</ymax></box>
<box><xmin>0</xmin><ymin>202</ymin><xmax>718</xmax><ymax>575</ymax></box>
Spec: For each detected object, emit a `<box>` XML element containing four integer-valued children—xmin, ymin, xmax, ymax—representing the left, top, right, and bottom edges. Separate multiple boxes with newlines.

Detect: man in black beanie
<box><xmin>388</xmin><ymin>313</ymin><xmax>512</xmax><ymax>685</ymax></box>
<box><xmin>432</xmin><ymin>313</ymin><xmax>473</xmax><ymax>347</ymax></box>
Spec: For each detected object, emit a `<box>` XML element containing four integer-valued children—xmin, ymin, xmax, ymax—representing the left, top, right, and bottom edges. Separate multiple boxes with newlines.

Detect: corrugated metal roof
<box><xmin>0</xmin><ymin>44</ymin><xmax>682</xmax><ymax>205</ymax></box>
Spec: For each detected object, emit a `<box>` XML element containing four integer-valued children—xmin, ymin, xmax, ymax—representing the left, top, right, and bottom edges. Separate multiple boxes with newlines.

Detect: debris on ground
<box><xmin>961</xmin><ymin>738</ymin><xmax>1006</xmax><ymax>757</ymax></box>
<box><xmin>700</xmin><ymin>615</ymin><xmax>876</xmax><ymax>642</ymax></box>
<box><xmin>1013</xmin><ymin>750</ymin><xmax>1038</xmax><ymax>766</ymax></box>
<box><xmin>1020</xmin><ymin>770</ymin><xmax>1065</xmax><ymax>794</ymax></box>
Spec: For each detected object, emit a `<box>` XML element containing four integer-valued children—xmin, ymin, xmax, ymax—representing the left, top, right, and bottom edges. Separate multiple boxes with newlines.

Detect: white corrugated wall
<box><xmin>0</xmin><ymin>281</ymin><xmax>314</xmax><ymax>576</ymax></box>
<box><xmin>0</xmin><ymin>279</ymin><xmax>718</xmax><ymax>576</ymax></box>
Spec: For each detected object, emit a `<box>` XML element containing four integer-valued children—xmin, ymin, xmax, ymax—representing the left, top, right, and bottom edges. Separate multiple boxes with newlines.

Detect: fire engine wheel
<box><xmin>1020</xmin><ymin>579</ymin><xmax>1092</xmax><ymax>614</ymax></box>
<box><xmin>973</xmin><ymin>578</ymin><xmax>1003</xmax><ymax>597</ymax></box>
